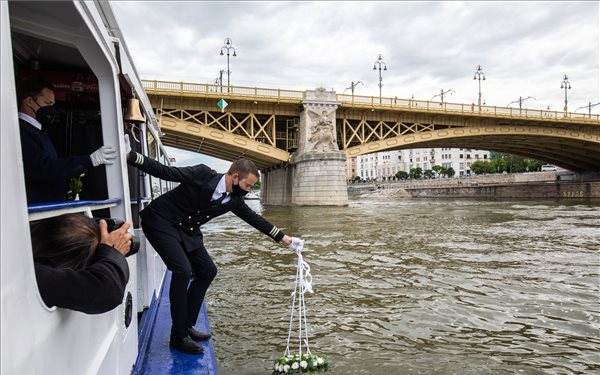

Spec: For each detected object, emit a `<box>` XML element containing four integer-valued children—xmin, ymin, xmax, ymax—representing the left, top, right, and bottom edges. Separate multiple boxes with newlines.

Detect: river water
<box><xmin>202</xmin><ymin>198</ymin><xmax>600</xmax><ymax>375</ymax></box>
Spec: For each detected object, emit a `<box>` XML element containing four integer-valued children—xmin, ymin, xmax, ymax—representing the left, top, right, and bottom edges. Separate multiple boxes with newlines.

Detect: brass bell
<box><xmin>124</xmin><ymin>98</ymin><xmax>145</xmax><ymax>123</ymax></box>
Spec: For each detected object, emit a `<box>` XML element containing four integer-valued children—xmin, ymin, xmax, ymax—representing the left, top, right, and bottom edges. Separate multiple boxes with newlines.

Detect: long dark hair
<box><xmin>30</xmin><ymin>213</ymin><xmax>100</xmax><ymax>271</ymax></box>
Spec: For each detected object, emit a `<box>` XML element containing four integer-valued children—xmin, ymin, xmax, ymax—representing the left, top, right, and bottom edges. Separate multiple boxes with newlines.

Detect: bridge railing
<box><xmin>142</xmin><ymin>80</ymin><xmax>304</xmax><ymax>102</ymax></box>
<box><xmin>335</xmin><ymin>93</ymin><xmax>600</xmax><ymax>122</ymax></box>
<box><xmin>142</xmin><ymin>80</ymin><xmax>599</xmax><ymax>122</ymax></box>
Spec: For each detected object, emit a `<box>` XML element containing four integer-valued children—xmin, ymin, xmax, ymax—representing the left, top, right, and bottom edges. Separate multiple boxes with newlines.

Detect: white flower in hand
<box><xmin>300</xmin><ymin>360</ymin><xmax>308</xmax><ymax>369</ymax></box>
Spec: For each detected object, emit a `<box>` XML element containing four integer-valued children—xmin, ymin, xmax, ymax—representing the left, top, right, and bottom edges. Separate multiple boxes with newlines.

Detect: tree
<box><xmin>470</xmin><ymin>160</ymin><xmax>495</xmax><ymax>174</ymax></box>
<box><xmin>409</xmin><ymin>167</ymin><xmax>423</xmax><ymax>179</ymax></box>
<box><xmin>491</xmin><ymin>159</ymin><xmax>507</xmax><ymax>173</ymax></box>
<box><xmin>432</xmin><ymin>165</ymin><xmax>446</xmax><ymax>177</ymax></box>
<box><xmin>490</xmin><ymin>152</ymin><xmax>545</xmax><ymax>173</ymax></box>
<box><xmin>395</xmin><ymin>171</ymin><xmax>409</xmax><ymax>180</ymax></box>
<box><xmin>423</xmin><ymin>169</ymin><xmax>435</xmax><ymax>179</ymax></box>
<box><xmin>446</xmin><ymin>167</ymin><xmax>456</xmax><ymax>178</ymax></box>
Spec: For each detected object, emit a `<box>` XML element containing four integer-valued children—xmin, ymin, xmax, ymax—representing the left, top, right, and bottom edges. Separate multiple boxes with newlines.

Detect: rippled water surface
<box><xmin>201</xmin><ymin>199</ymin><xmax>600</xmax><ymax>375</ymax></box>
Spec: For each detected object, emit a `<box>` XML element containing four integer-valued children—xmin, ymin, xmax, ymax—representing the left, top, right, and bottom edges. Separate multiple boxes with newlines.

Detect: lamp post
<box><xmin>214</xmin><ymin>70</ymin><xmax>224</xmax><ymax>92</ymax></box>
<box><xmin>575</xmin><ymin>102</ymin><xmax>600</xmax><ymax>118</ymax></box>
<box><xmin>560</xmin><ymin>74</ymin><xmax>571</xmax><ymax>112</ymax></box>
<box><xmin>219</xmin><ymin>38</ymin><xmax>237</xmax><ymax>91</ymax></box>
<box><xmin>344</xmin><ymin>81</ymin><xmax>364</xmax><ymax>96</ymax></box>
<box><xmin>431</xmin><ymin>89</ymin><xmax>455</xmax><ymax>105</ymax></box>
<box><xmin>373</xmin><ymin>54</ymin><xmax>387</xmax><ymax>104</ymax></box>
<box><xmin>473</xmin><ymin>65</ymin><xmax>486</xmax><ymax>108</ymax></box>
<box><xmin>507</xmin><ymin>96</ymin><xmax>536</xmax><ymax>109</ymax></box>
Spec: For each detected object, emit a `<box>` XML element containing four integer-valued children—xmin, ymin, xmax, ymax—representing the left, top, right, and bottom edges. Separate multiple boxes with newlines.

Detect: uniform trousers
<box><xmin>142</xmin><ymin>216</ymin><xmax>217</xmax><ymax>338</ymax></box>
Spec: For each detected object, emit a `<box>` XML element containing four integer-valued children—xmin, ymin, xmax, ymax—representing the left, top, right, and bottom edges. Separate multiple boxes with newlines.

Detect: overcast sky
<box><xmin>111</xmin><ymin>1</ymin><xmax>599</xmax><ymax>168</ymax></box>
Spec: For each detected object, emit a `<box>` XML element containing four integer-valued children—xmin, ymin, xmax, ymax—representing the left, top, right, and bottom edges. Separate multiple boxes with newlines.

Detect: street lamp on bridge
<box><xmin>373</xmin><ymin>54</ymin><xmax>387</xmax><ymax>104</ymax></box>
<box><xmin>576</xmin><ymin>101</ymin><xmax>600</xmax><ymax>118</ymax></box>
<box><xmin>431</xmin><ymin>89</ymin><xmax>455</xmax><ymax>104</ymax></box>
<box><xmin>215</xmin><ymin>70</ymin><xmax>224</xmax><ymax>92</ymax></box>
<box><xmin>560</xmin><ymin>74</ymin><xmax>571</xmax><ymax>112</ymax></box>
<box><xmin>473</xmin><ymin>65</ymin><xmax>486</xmax><ymax>108</ymax></box>
<box><xmin>344</xmin><ymin>81</ymin><xmax>364</xmax><ymax>97</ymax></box>
<box><xmin>507</xmin><ymin>96</ymin><xmax>536</xmax><ymax>109</ymax></box>
<box><xmin>220</xmin><ymin>38</ymin><xmax>237</xmax><ymax>91</ymax></box>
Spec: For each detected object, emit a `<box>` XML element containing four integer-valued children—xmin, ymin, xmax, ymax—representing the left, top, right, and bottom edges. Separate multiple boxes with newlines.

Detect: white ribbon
<box><xmin>284</xmin><ymin>241</ymin><xmax>314</xmax><ymax>359</ymax></box>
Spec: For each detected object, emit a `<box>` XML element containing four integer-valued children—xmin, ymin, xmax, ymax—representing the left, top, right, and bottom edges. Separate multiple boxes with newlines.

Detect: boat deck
<box><xmin>133</xmin><ymin>272</ymin><xmax>218</xmax><ymax>375</ymax></box>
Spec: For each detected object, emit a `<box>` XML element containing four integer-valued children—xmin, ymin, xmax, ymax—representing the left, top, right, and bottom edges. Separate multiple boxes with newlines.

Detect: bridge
<box><xmin>142</xmin><ymin>80</ymin><xmax>600</xmax><ymax>171</ymax></box>
<box><xmin>141</xmin><ymin>80</ymin><xmax>600</xmax><ymax>205</ymax></box>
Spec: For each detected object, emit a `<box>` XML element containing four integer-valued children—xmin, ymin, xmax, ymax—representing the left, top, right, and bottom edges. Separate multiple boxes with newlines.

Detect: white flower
<box><xmin>291</xmin><ymin>362</ymin><xmax>299</xmax><ymax>370</ymax></box>
<box><xmin>317</xmin><ymin>357</ymin><xmax>325</xmax><ymax>365</ymax></box>
<box><xmin>274</xmin><ymin>363</ymin><xmax>279</xmax><ymax>371</ymax></box>
<box><xmin>283</xmin><ymin>364</ymin><xmax>290</xmax><ymax>373</ymax></box>
<box><xmin>300</xmin><ymin>360</ymin><xmax>308</xmax><ymax>369</ymax></box>
<box><xmin>278</xmin><ymin>364</ymin><xmax>284</xmax><ymax>372</ymax></box>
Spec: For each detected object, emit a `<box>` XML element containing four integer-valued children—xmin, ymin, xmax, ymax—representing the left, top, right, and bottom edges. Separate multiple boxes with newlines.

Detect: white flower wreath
<box><xmin>272</xmin><ymin>239</ymin><xmax>330</xmax><ymax>373</ymax></box>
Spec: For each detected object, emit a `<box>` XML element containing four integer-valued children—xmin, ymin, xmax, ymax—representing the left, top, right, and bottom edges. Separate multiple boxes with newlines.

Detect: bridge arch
<box><xmin>344</xmin><ymin>125</ymin><xmax>600</xmax><ymax>172</ymax></box>
<box><xmin>158</xmin><ymin>118</ymin><xmax>290</xmax><ymax>169</ymax></box>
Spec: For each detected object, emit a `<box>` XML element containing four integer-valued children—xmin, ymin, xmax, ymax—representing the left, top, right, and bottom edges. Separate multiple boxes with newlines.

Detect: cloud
<box><xmin>112</xmin><ymin>1</ymin><xmax>599</xmax><ymax>159</ymax></box>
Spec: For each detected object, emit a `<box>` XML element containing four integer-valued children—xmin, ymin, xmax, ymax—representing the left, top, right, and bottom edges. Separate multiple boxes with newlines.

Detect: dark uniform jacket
<box><xmin>128</xmin><ymin>152</ymin><xmax>284</xmax><ymax>252</ymax></box>
<box><xmin>19</xmin><ymin>118</ymin><xmax>92</xmax><ymax>203</ymax></box>
<box><xmin>34</xmin><ymin>244</ymin><xmax>129</xmax><ymax>314</ymax></box>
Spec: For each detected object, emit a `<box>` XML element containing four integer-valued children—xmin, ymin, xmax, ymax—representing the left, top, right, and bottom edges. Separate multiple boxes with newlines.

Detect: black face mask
<box><xmin>34</xmin><ymin>100</ymin><xmax>56</xmax><ymax>127</ymax></box>
<box><xmin>231</xmin><ymin>182</ymin><xmax>248</xmax><ymax>197</ymax></box>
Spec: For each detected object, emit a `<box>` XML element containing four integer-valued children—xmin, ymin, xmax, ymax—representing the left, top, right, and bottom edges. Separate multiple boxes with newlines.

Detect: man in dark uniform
<box><xmin>126</xmin><ymin>137</ymin><xmax>301</xmax><ymax>354</ymax></box>
<box><xmin>17</xmin><ymin>77</ymin><xmax>117</xmax><ymax>203</ymax></box>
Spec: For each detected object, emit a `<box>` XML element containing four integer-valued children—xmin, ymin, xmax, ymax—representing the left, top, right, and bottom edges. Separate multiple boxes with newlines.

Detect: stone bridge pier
<box><xmin>261</xmin><ymin>88</ymin><xmax>348</xmax><ymax>206</ymax></box>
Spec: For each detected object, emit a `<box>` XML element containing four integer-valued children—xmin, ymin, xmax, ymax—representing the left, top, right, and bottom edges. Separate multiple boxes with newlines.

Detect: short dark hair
<box><xmin>30</xmin><ymin>213</ymin><xmax>100</xmax><ymax>271</ymax></box>
<box><xmin>227</xmin><ymin>158</ymin><xmax>259</xmax><ymax>179</ymax></box>
<box><xmin>17</xmin><ymin>77</ymin><xmax>55</xmax><ymax>104</ymax></box>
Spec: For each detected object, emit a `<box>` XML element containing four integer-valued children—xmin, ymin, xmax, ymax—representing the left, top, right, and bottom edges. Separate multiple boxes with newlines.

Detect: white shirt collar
<box><xmin>212</xmin><ymin>175</ymin><xmax>233</xmax><ymax>204</ymax></box>
<box><xmin>212</xmin><ymin>175</ymin><xmax>230</xmax><ymax>202</ymax></box>
<box><xmin>18</xmin><ymin>112</ymin><xmax>42</xmax><ymax>131</ymax></box>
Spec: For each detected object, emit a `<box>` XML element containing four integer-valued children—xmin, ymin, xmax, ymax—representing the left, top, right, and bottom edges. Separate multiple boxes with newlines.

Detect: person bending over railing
<box><xmin>30</xmin><ymin>213</ymin><xmax>132</xmax><ymax>314</ymax></box>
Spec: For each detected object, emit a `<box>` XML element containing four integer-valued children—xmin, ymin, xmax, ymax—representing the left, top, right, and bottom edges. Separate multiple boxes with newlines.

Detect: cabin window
<box><xmin>146</xmin><ymin>131</ymin><xmax>162</xmax><ymax>199</ymax></box>
<box><xmin>10</xmin><ymin>12</ymin><xmax>121</xmax><ymax>312</ymax></box>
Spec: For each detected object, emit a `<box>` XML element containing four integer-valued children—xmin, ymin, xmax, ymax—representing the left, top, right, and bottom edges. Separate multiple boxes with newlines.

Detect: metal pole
<box><xmin>560</xmin><ymin>74</ymin><xmax>571</xmax><ymax>112</ymax></box>
<box><xmin>220</xmin><ymin>38</ymin><xmax>237</xmax><ymax>93</ymax></box>
<box><xmin>378</xmin><ymin>69</ymin><xmax>382</xmax><ymax>103</ymax></box>
<box><xmin>473</xmin><ymin>65</ymin><xmax>485</xmax><ymax>108</ymax></box>
<box><xmin>226</xmin><ymin>51</ymin><xmax>230</xmax><ymax>88</ymax></box>
<box><xmin>373</xmin><ymin>54</ymin><xmax>387</xmax><ymax>105</ymax></box>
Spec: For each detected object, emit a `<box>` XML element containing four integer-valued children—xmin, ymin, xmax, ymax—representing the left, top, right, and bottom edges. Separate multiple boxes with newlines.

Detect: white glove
<box><xmin>90</xmin><ymin>145</ymin><xmax>117</xmax><ymax>167</ymax></box>
<box><xmin>124</xmin><ymin>134</ymin><xmax>132</xmax><ymax>155</ymax></box>
<box><xmin>289</xmin><ymin>237</ymin><xmax>304</xmax><ymax>256</ymax></box>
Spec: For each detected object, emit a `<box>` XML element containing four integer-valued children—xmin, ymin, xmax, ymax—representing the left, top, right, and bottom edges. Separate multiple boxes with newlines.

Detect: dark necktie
<box><xmin>211</xmin><ymin>192</ymin><xmax>227</xmax><ymax>207</ymax></box>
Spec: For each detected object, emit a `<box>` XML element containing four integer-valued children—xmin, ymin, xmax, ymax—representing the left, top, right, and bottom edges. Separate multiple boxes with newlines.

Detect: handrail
<box><xmin>28</xmin><ymin>198</ymin><xmax>121</xmax><ymax>221</ymax></box>
<box><xmin>141</xmin><ymin>79</ymin><xmax>600</xmax><ymax>123</ymax></box>
<box><xmin>335</xmin><ymin>93</ymin><xmax>600</xmax><ymax>122</ymax></box>
<box><xmin>142</xmin><ymin>79</ymin><xmax>304</xmax><ymax>102</ymax></box>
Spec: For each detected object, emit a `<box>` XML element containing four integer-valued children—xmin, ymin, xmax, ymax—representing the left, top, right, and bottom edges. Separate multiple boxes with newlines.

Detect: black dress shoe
<box><xmin>188</xmin><ymin>327</ymin><xmax>211</xmax><ymax>341</ymax></box>
<box><xmin>170</xmin><ymin>335</ymin><xmax>204</xmax><ymax>354</ymax></box>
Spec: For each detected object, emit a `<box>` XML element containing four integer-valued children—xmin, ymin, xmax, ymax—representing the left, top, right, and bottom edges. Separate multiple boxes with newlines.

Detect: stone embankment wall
<box><xmin>349</xmin><ymin>172</ymin><xmax>600</xmax><ymax>199</ymax></box>
<box><xmin>406</xmin><ymin>182</ymin><xmax>598</xmax><ymax>199</ymax></box>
